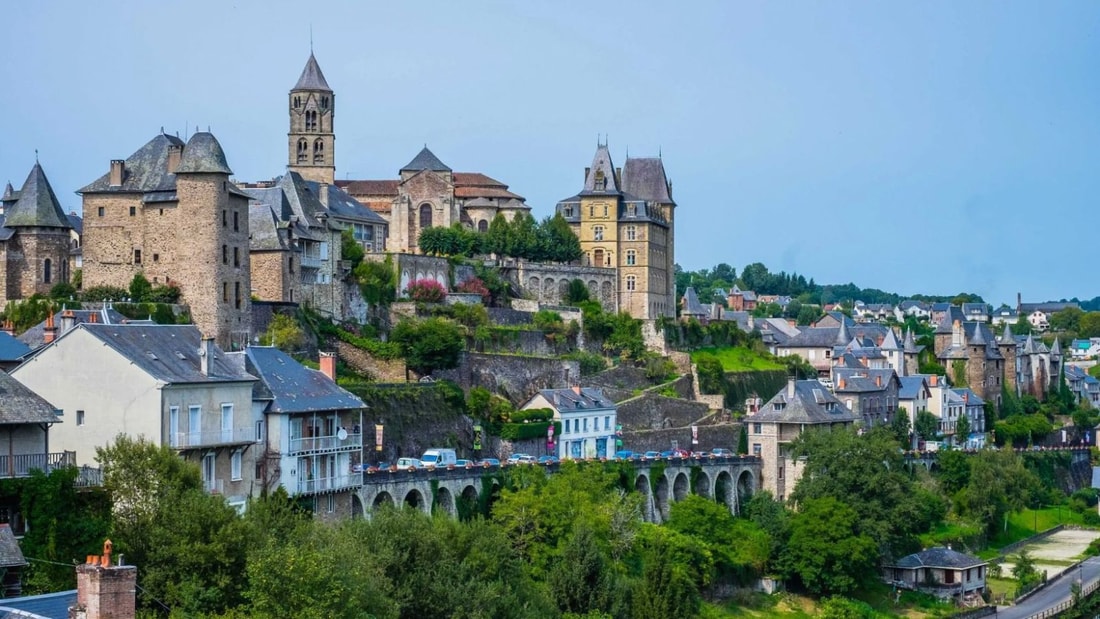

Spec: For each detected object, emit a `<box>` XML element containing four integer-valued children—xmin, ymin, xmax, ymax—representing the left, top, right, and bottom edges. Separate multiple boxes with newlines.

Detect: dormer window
<box><xmin>594</xmin><ymin>171</ymin><xmax>606</xmax><ymax>191</ymax></box>
<box><xmin>628</xmin><ymin>203</ymin><xmax>637</xmax><ymax>217</ymax></box>
<box><xmin>773</xmin><ymin>402</ymin><xmax>785</xmax><ymax>411</ymax></box>
<box><xmin>564</xmin><ymin>206</ymin><xmax>573</xmax><ymax>218</ymax></box>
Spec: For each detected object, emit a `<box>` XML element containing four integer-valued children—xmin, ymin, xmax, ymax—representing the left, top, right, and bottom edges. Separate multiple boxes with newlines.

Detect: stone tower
<box><xmin>0</xmin><ymin>163</ymin><xmax>73</xmax><ymax>303</ymax></box>
<box><xmin>174</xmin><ymin>132</ymin><xmax>252</xmax><ymax>349</ymax></box>
<box><xmin>288</xmin><ymin>53</ymin><xmax>335</xmax><ymax>184</ymax></box>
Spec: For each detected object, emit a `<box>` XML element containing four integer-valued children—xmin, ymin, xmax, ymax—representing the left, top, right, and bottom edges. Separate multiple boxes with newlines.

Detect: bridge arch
<box><xmin>715</xmin><ymin>471</ymin><xmax>735</xmax><ymax>513</ymax></box>
<box><xmin>351</xmin><ymin>494</ymin><xmax>365</xmax><ymax>519</ymax></box>
<box><xmin>457</xmin><ymin>484</ymin><xmax>479</xmax><ymax>521</ymax></box>
<box><xmin>694</xmin><ymin>470</ymin><xmax>712</xmax><ymax>498</ymax></box>
<box><xmin>673</xmin><ymin>472</ymin><xmax>690</xmax><ymax>503</ymax></box>
<box><xmin>736</xmin><ymin>469</ymin><xmax>755</xmax><ymax>514</ymax></box>
<box><xmin>655</xmin><ymin>474</ymin><xmax>670</xmax><ymax>522</ymax></box>
<box><xmin>634</xmin><ymin>473</ymin><xmax>653</xmax><ymax>522</ymax></box>
<box><xmin>434</xmin><ymin>486</ymin><xmax>455</xmax><ymax>516</ymax></box>
<box><xmin>404</xmin><ymin>489</ymin><xmax>427</xmax><ymax>513</ymax></box>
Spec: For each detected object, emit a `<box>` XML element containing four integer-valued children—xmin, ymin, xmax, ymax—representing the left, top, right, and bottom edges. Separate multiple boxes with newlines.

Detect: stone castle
<box><xmin>0</xmin><ymin>164</ymin><xmax>75</xmax><ymax>306</ymax></box>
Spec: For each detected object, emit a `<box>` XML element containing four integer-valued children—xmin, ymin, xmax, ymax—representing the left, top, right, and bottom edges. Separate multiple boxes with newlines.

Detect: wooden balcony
<box><xmin>0</xmin><ymin>452</ymin><xmax>76</xmax><ymax>479</ymax></box>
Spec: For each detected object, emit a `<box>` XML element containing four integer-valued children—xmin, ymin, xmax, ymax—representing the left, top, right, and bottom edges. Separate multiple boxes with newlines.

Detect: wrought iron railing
<box><xmin>171</xmin><ymin>428</ymin><xmax>255</xmax><ymax>449</ymax></box>
<box><xmin>290</xmin><ymin>433</ymin><xmax>362</xmax><ymax>455</ymax></box>
<box><xmin>297</xmin><ymin>472</ymin><xmax>363</xmax><ymax>494</ymax></box>
<box><xmin>0</xmin><ymin>452</ymin><xmax>75</xmax><ymax>478</ymax></box>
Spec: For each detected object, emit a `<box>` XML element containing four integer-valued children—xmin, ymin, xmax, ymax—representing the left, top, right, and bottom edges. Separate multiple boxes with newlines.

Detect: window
<box><xmin>583</xmin><ymin>418</ymin><xmax>588</xmax><ymax>432</ymax></box>
<box><xmin>189</xmin><ymin>405</ymin><xmax>201</xmax><ymax>445</ymax></box>
<box><xmin>222</xmin><ymin>282</ymin><xmax>228</xmax><ymax>303</ymax></box>
<box><xmin>233</xmin><ymin>247</ymin><xmax>240</xmax><ymax>268</ymax></box>
<box><xmin>753</xmin><ymin>423</ymin><xmax>762</xmax><ymax>434</ymax></box>
<box><xmin>604</xmin><ymin>416</ymin><xmax>610</xmax><ymax>430</ymax></box>
<box><xmin>297</xmin><ymin>139</ymin><xmax>307</xmax><ymax>163</ymax></box>
<box><xmin>235</xmin><ymin>282</ymin><xmax>242</xmax><ymax>309</ymax></box>
<box><xmin>627</xmin><ymin>203</ymin><xmax>637</xmax><ymax>217</ymax></box>
<box><xmin>592</xmin><ymin>226</ymin><xmax>604</xmax><ymax>241</ymax></box>
<box><xmin>43</xmin><ymin>259</ymin><xmax>52</xmax><ymax>283</ymax></box>
<box><xmin>625</xmin><ymin>225</ymin><xmax>636</xmax><ymax>241</ymax></box>
<box><xmin>221</xmin><ymin>404</ymin><xmax>233</xmax><ymax>442</ymax></box>
<box><xmin>313</xmin><ymin>139</ymin><xmax>324</xmax><ymax>163</ymax></box>
<box><xmin>321</xmin><ymin>96</ymin><xmax>329</xmax><ymax>109</ymax></box>
<box><xmin>752</xmin><ymin>443</ymin><xmax>761</xmax><ymax>456</ymax></box>
<box><xmin>129</xmin><ymin>206</ymin><xmax>136</xmax><ymax>217</ymax></box>
<box><xmin>563</xmin><ymin>420</ymin><xmax>569</xmax><ymax>435</ymax></box>
<box><xmin>326</xmin><ymin>494</ymin><xmax>335</xmax><ymax>513</ymax></box>
<box><xmin>778</xmin><ymin>466</ymin><xmax>784</xmax><ymax>479</ymax></box>
<box><xmin>625</xmin><ymin>275</ymin><xmax>636</xmax><ymax>291</ymax></box>
<box><xmin>169</xmin><ymin>406</ymin><xmax>179</xmax><ymax>447</ymax></box>
<box><xmin>233</xmin><ymin>211</ymin><xmax>239</xmax><ymax>232</ymax></box>
<box><xmin>97</xmin><ymin>206</ymin><xmax>104</xmax><ymax>217</ymax></box>
<box><xmin>319</xmin><ymin>241</ymin><xmax>329</xmax><ymax>260</ymax></box>
<box><xmin>564</xmin><ymin>206</ymin><xmax>573</xmax><ymax>218</ymax></box>
<box><xmin>419</xmin><ymin>204</ymin><xmax>433</xmax><ymax>229</ymax></box>
<box><xmin>133</xmin><ymin>250</ymin><xmax>141</xmax><ymax>265</ymax></box>
<box><xmin>231</xmin><ymin>450</ymin><xmax>242</xmax><ymax>481</ymax></box>
<box><xmin>153</xmin><ymin>253</ymin><xmax>159</xmax><ymax>263</ymax></box>
<box><xmin>625</xmin><ymin>250</ymin><xmax>636</xmax><ymax>266</ymax></box>
<box><xmin>222</xmin><ymin>245</ymin><xmax>228</xmax><ymax>264</ymax></box>
<box><xmin>222</xmin><ymin>209</ymin><xmax>227</xmax><ymax>227</ymax></box>
<box><xmin>76</xmin><ymin>410</ymin><xmax>85</xmax><ymax>426</ymax></box>
<box><xmin>256</xmin><ymin>420</ymin><xmax>265</xmax><ymax>443</ymax></box>
<box><xmin>594</xmin><ymin>171</ymin><xmax>606</xmax><ymax>191</ymax></box>
<box><xmin>288</xmin><ymin>257</ymin><xmax>294</xmax><ymax>274</ymax></box>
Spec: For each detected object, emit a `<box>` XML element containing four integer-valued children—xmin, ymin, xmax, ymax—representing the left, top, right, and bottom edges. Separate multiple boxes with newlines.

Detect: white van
<box><xmin>420</xmin><ymin>448</ymin><xmax>457</xmax><ymax>468</ymax></box>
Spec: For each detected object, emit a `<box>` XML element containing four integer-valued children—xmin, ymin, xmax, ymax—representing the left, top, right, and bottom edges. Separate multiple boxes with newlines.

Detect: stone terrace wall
<box><xmin>434</xmin><ymin>352</ymin><xmax>578</xmax><ymax>404</ymax></box>
<box><xmin>488</xmin><ymin>308</ymin><xmax>535</xmax><ymax>326</ymax></box>
<box><xmin>252</xmin><ymin>300</ymin><xmax>298</xmax><ymax>338</ymax></box>
<box><xmin>625</xmin><ymin>423</ymin><xmax>742</xmax><ymax>454</ymax></box>
<box><xmin>504</xmin><ymin>261</ymin><xmax>617</xmax><ymax>312</ymax></box>
<box><xmin>618</xmin><ymin>393</ymin><xmax>712</xmax><ymax>431</ymax></box>
<box><xmin>334</xmin><ymin>340</ymin><xmax>408</xmax><ymax>383</ymax></box>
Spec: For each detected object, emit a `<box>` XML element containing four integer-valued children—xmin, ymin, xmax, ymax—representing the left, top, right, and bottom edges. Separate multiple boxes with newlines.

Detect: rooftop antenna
<box><xmin>659</xmin><ymin>145</ymin><xmax>663</xmax><ymax>159</ymax></box>
<box><xmin>310</xmin><ymin>24</ymin><xmax>314</xmax><ymax>53</ymax></box>
<box><xmin>34</xmin><ymin>149</ymin><xmax>38</xmax><ymax>163</ymax></box>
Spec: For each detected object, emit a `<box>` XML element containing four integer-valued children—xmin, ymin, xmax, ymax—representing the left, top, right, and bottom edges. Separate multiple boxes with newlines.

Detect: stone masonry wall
<box><xmin>251</xmin><ymin>251</ymin><xmax>291</xmax><ymax>302</ymax></box>
<box><xmin>617</xmin><ymin>392</ymin><xmax>712</xmax><ymax>431</ymax></box>
<box><xmin>506</xmin><ymin>261</ymin><xmax>617</xmax><ymax>311</ymax></box>
<box><xmin>624</xmin><ymin>423</ymin><xmax>742</xmax><ymax>454</ymax></box>
<box><xmin>433</xmin><ymin>352</ymin><xmax>578</xmax><ymax>404</ymax></box>
<box><xmin>333</xmin><ymin>339</ymin><xmax>408</xmax><ymax>382</ymax></box>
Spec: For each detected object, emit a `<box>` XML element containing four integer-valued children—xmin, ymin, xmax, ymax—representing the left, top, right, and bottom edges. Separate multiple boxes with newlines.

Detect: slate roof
<box><xmin>300</xmin><ymin>179</ymin><xmax>387</xmax><ymax>225</ymax></box>
<box><xmin>0</xmin><ymin>524</ymin><xmax>25</xmax><ymax>567</ymax></box>
<box><xmin>953</xmin><ymin>387</ymin><xmax>984</xmax><ymax>406</ymax></box>
<box><xmin>898</xmin><ymin>376</ymin><xmax>929</xmax><ymax>400</ymax></box>
<box><xmin>881</xmin><ymin>328</ymin><xmax>901</xmax><ymax>350</ymax></box>
<box><xmin>753</xmin><ymin>380</ymin><xmax>857</xmax><ymax>424</ymax></box>
<box><xmin>903</xmin><ymin>329</ymin><xmax>920</xmax><ymax>354</ymax></box>
<box><xmin>335</xmin><ymin>179</ymin><xmax>399</xmax><ymax>195</ymax></box>
<box><xmin>66</xmin><ymin>212</ymin><xmax>82</xmax><ymax>235</ymax></box>
<box><xmin>234</xmin><ymin>347</ymin><xmax>365</xmax><ymax>414</ymax></box>
<box><xmin>176</xmin><ymin>132</ymin><xmax>232</xmax><ymax>175</ymax></box>
<box><xmin>400</xmin><ymin>147</ymin><xmax>451</xmax><ymax>173</ymax></box>
<box><xmin>248</xmin><ymin>202</ymin><xmax>291</xmax><ymax>251</ymax></box>
<box><xmin>293</xmin><ymin>52</ymin><xmax>332</xmax><ymax>92</ymax></box>
<box><xmin>783</xmin><ymin>323</ymin><xmax>890</xmax><ymax>349</ymax></box>
<box><xmin>579</xmin><ymin>145</ymin><xmax>620</xmax><ymax>196</ymax></box>
<box><xmin>1020</xmin><ymin>301</ymin><xmax>1079</xmax><ymax>314</ymax></box>
<box><xmin>4</xmin><ymin>164</ymin><xmax>71</xmax><ymax>229</ymax></box>
<box><xmin>0</xmin><ymin>332</ymin><xmax>30</xmax><ymax>363</ymax></box>
<box><xmin>79</xmin><ymin>133</ymin><xmax>185</xmax><ymax>194</ymax></box>
<box><xmin>538</xmin><ymin>388</ymin><xmax>614</xmax><ymax>413</ymax></box>
<box><xmin>621</xmin><ymin>157</ymin><xmax>674</xmax><ymax>205</ymax></box>
<box><xmin>56</xmin><ymin>324</ymin><xmax>255</xmax><ymax>384</ymax></box>
<box><xmin>681</xmin><ymin>287</ymin><xmax>706</xmax><ymax>316</ymax></box>
<box><xmin>834</xmin><ymin>368</ymin><xmax>896</xmax><ymax>394</ymax></box>
<box><xmin>0</xmin><ymin>590</ymin><xmax>76</xmax><ymax>619</ymax></box>
<box><xmin>890</xmin><ymin>547</ymin><xmax>985</xmax><ymax>570</ymax></box>
<box><xmin>18</xmin><ymin>309</ymin><xmax>127</xmax><ymax>349</ymax></box>
<box><xmin>962</xmin><ymin>303</ymin><xmax>989</xmax><ymax>317</ymax></box>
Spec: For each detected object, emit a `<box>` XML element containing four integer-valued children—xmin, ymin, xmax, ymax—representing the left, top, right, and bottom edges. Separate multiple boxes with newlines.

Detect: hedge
<box><xmin>508</xmin><ymin>408</ymin><xmax>553</xmax><ymax>424</ymax></box>
<box><xmin>499</xmin><ymin>421</ymin><xmax>562</xmax><ymax>441</ymax></box>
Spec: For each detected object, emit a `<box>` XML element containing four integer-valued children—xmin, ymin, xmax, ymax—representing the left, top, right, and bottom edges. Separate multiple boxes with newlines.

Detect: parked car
<box><xmin>507</xmin><ymin>453</ymin><xmax>536</xmax><ymax>464</ymax></box>
<box><xmin>538</xmin><ymin>455</ymin><xmax>559</xmax><ymax>464</ymax></box>
<box><xmin>613</xmin><ymin>450</ymin><xmax>635</xmax><ymax>461</ymax></box>
<box><xmin>455</xmin><ymin>459</ymin><xmax>473</xmax><ymax>467</ymax></box>
<box><xmin>643</xmin><ymin>451</ymin><xmax>661</xmax><ymax>459</ymax></box>
<box><xmin>711</xmin><ymin>448</ymin><xmax>734</xmax><ymax>457</ymax></box>
<box><xmin>660</xmin><ymin>449</ymin><xmax>690</xmax><ymax>459</ymax></box>
<box><xmin>691</xmin><ymin>451</ymin><xmax>710</xmax><ymax>459</ymax></box>
<box><xmin>421</xmin><ymin>448</ymin><xmax>457</xmax><ymax>467</ymax></box>
<box><xmin>396</xmin><ymin>457</ymin><xmax>422</xmax><ymax>469</ymax></box>
<box><xmin>477</xmin><ymin>458</ymin><xmax>501</xmax><ymax>467</ymax></box>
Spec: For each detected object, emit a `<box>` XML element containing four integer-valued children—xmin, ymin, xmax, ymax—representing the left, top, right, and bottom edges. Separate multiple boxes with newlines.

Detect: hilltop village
<box><xmin>0</xmin><ymin>54</ymin><xmax>1098</xmax><ymax>619</ymax></box>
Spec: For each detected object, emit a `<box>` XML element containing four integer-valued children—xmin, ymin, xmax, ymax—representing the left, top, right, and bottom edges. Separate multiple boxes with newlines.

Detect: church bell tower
<box><xmin>288</xmin><ymin>52</ymin><xmax>335</xmax><ymax>184</ymax></box>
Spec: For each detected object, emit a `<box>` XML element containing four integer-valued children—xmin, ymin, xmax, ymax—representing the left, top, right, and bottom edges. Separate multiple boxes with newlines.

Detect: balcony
<box><xmin>171</xmin><ymin>428</ymin><xmax>256</xmax><ymax>450</ymax></box>
<box><xmin>290</xmin><ymin>432</ymin><xmax>362</xmax><ymax>455</ymax></box>
<box><xmin>204</xmin><ymin>478</ymin><xmax>224</xmax><ymax>495</ymax></box>
<box><xmin>300</xmin><ymin>255</ymin><xmax>322</xmax><ymax>269</ymax></box>
<box><xmin>0</xmin><ymin>452</ymin><xmax>76</xmax><ymax>478</ymax></box>
<box><xmin>297</xmin><ymin>472</ymin><xmax>362</xmax><ymax>495</ymax></box>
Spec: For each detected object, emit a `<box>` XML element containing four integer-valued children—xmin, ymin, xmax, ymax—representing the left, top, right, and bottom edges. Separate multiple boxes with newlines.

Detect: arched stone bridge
<box><xmin>904</xmin><ymin>446</ymin><xmax>1091</xmax><ymax>471</ymax></box>
<box><xmin>353</xmin><ymin>455</ymin><xmax>762</xmax><ymax>523</ymax></box>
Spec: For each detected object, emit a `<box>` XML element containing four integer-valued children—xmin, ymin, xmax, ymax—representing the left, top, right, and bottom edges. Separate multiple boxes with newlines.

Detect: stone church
<box><xmin>555</xmin><ymin>144</ymin><xmax>677</xmax><ymax>319</ymax></box>
<box><xmin>0</xmin><ymin>163</ymin><xmax>74</xmax><ymax>307</ymax></box>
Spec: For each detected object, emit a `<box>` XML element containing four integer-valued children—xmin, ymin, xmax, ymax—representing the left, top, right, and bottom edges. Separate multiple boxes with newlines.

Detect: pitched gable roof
<box><xmin>79</xmin><ymin>133</ymin><xmax>185</xmax><ymax>194</ymax></box>
<box><xmin>293</xmin><ymin>52</ymin><xmax>332</xmax><ymax>92</ymax></box>
<box><xmin>621</xmin><ymin>157</ymin><xmax>674</xmax><ymax>204</ymax></box>
<box><xmin>580</xmin><ymin>145</ymin><xmax>620</xmax><ymax>196</ymax></box>
<box><xmin>0</xmin><ymin>372</ymin><xmax>60</xmax><ymax>424</ymax></box>
<box><xmin>890</xmin><ymin>547</ymin><xmax>985</xmax><ymax>570</ymax></box>
<box><xmin>237</xmin><ymin>347</ymin><xmax>365</xmax><ymax>414</ymax></box>
<box><xmin>681</xmin><ymin>287</ymin><xmax>706</xmax><ymax>316</ymax></box>
<box><xmin>75</xmin><ymin>324</ymin><xmax>254</xmax><ymax>384</ymax></box>
<box><xmin>5</xmin><ymin>164</ymin><xmax>71</xmax><ymax>229</ymax></box>
<box><xmin>753</xmin><ymin>380</ymin><xmax>857</xmax><ymax>424</ymax></box>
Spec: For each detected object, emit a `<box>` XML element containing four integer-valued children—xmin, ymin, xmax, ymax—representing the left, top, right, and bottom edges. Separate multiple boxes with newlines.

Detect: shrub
<box><xmin>405</xmin><ymin>279</ymin><xmax>446</xmax><ymax>303</ymax></box>
<box><xmin>565</xmin><ymin>351</ymin><xmax>607</xmax><ymax>376</ymax></box>
<box><xmin>455</xmin><ymin>277</ymin><xmax>490</xmax><ymax>304</ymax></box>
<box><xmin>146</xmin><ymin>284</ymin><xmax>182</xmax><ymax>304</ymax></box>
<box><xmin>128</xmin><ymin>272</ymin><xmax>153</xmax><ymax>302</ymax></box>
<box><xmin>81</xmin><ymin>285</ymin><xmax>129</xmax><ymax>302</ymax></box>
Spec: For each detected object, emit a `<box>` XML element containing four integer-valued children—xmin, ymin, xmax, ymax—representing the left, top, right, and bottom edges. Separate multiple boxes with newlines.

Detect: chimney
<box><xmin>838</xmin><ymin>377</ymin><xmax>846</xmax><ymax>390</ymax></box>
<box><xmin>875</xmin><ymin>375</ymin><xmax>882</xmax><ymax>387</ymax></box>
<box><xmin>200</xmin><ymin>337</ymin><xmax>215</xmax><ymax>376</ymax></box>
<box><xmin>584</xmin><ymin>167</ymin><xmax>590</xmax><ymax>183</ymax></box>
<box><xmin>319</xmin><ymin>184</ymin><xmax>329</xmax><ymax>207</ymax></box>
<box><xmin>0</xmin><ymin>320</ymin><xmax>12</xmax><ymax>336</ymax></box>
<box><xmin>319</xmin><ymin>351</ymin><xmax>336</xmax><ymax>381</ymax></box>
<box><xmin>109</xmin><ymin>160</ymin><xmax>125</xmax><ymax>187</ymax></box>
<box><xmin>89</xmin><ymin>311</ymin><xmax>98</xmax><ymax>324</ymax></box>
<box><xmin>930</xmin><ymin>375</ymin><xmax>938</xmax><ymax>386</ymax></box>
<box><xmin>952</xmin><ymin>320</ymin><xmax>962</xmax><ymax>347</ymax></box>
<box><xmin>43</xmin><ymin>312</ymin><xmax>57</xmax><ymax>344</ymax></box>
<box><xmin>73</xmin><ymin>540</ymin><xmax>137</xmax><ymax>619</ymax></box>
<box><xmin>166</xmin><ymin>144</ymin><xmax>183</xmax><ymax>173</ymax></box>
<box><xmin>786</xmin><ymin>378</ymin><xmax>796</xmax><ymax>399</ymax></box>
<box><xmin>61</xmin><ymin>309</ymin><xmax>76</xmax><ymax>334</ymax></box>
<box><xmin>572</xmin><ymin>384</ymin><xmax>582</xmax><ymax>395</ymax></box>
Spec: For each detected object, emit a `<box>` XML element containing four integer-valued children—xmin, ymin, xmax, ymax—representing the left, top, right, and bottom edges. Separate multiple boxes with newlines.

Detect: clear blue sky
<box><xmin>2</xmin><ymin>1</ymin><xmax>1098</xmax><ymax>306</ymax></box>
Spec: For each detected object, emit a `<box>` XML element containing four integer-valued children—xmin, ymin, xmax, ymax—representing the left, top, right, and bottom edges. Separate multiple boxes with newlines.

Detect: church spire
<box><xmin>293</xmin><ymin>52</ymin><xmax>332</xmax><ymax>92</ymax></box>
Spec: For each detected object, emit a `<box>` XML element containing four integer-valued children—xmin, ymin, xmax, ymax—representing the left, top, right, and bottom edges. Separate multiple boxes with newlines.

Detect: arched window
<box><xmin>477</xmin><ymin>219</ymin><xmax>488</xmax><ymax>233</ymax></box>
<box><xmin>43</xmin><ymin>259</ymin><xmax>51</xmax><ymax>284</ymax></box>
<box><xmin>625</xmin><ymin>275</ymin><xmax>636</xmax><ymax>291</ymax></box>
<box><xmin>625</xmin><ymin>249</ymin><xmax>636</xmax><ymax>266</ymax></box>
<box><xmin>293</xmin><ymin>96</ymin><xmax>300</xmax><ymax>109</ymax></box>
<box><xmin>297</xmin><ymin>139</ymin><xmax>308</xmax><ymax>163</ymax></box>
<box><xmin>313</xmin><ymin>139</ymin><xmax>324</xmax><ymax>163</ymax></box>
<box><xmin>305</xmin><ymin>110</ymin><xmax>318</xmax><ymax>131</ymax></box>
<box><xmin>419</xmin><ymin>203</ymin><xmax>433</xmax><ymax>229</ymax></box>
<box><xmin>321</xmin><ymin>96</ymin><xmax>329</xmax><ymax>108</ymax></box>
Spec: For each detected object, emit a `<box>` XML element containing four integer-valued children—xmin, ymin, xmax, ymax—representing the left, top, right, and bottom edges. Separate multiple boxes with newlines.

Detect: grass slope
<box><xmin>692</xmin><ymin>346</ymin><xmax>786</xmax><ymax>372</ymax></box>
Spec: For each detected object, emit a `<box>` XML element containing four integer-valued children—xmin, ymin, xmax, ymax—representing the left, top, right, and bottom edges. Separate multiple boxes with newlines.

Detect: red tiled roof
<box><xmin>453</xmin><ymin>172</ymin><xmax>506</xmax><ymax>188</ymax></box>
<box><xmin>336</xmin><ymin>180</ymin><xmax>399</xmax><ymax>196</ymax></box>
<box><xmin>455</xmin><ymin>187</ymin><xmax>524</xmax><ymax>200</ymax></box>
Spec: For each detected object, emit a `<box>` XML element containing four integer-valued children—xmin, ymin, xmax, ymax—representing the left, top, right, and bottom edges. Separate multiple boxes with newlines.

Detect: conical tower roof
<box><xmin>1000</xmin><ymin>323</ymin><xmax>1014</xmax><ymax>344</ymax></box>
<box><xmin>5</xmin><ymin>163</ymin><xmax>71</xmax><ymax>228</ymax></box>
<box><xmin>836</xmin><ymin>319</ymin><xmax>850</xmax><ymax>345</ymax></box>
<box><xmin>1023</xmin><ymin>334</ymin><xmax>1038</xmax><ymax>355</ymax></box>
<box><xmin>882</xmin><ymin>328</ymin><xmax>901</xmax><ymax>351</ymax></box>
<box><xmin>1051</xmin><ymin>337</ymin><xmax>1062</xmax><ymax>356</ymax></box>
<box><xmin>580</xmin><ymin>144</ymin><xmax>620</xmax><ymax>195</ymax></box>
<box><xmin>969</xmin><ymin>324</ymin><xmax>987</xmax><ymax>346</ymax></box>
<box><xmin>293</xmin><ymin>52</ymin><xmax>332</xmax><ymax>92</ymax></box>
<box><xmin>903</xmin><ymin>329</ymin><xmax>919</xmax><ymax>353</ymax></box>
<box><xmin>1</xmin><ymin>182</ymin><xmax>13</xmax><ymax>201</ymax></box>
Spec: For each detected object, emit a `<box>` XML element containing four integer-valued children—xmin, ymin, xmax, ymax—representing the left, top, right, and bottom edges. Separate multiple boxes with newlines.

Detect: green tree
<box><xmin>540</xmin><ymin>213</ymin><xmax>582</xmax><ymax>263</ymax></box>
<box><xmin>744</xmin><ymin>491</ymin><xmax>790</xmax><ymax>570</ymax></box>
<box><xmin>958</xmin><ymin>448</ymin><xmax>1041</xmax><ymax>536</ymax></box>
<box><xmin>49</xmin><ymin>282</ymin><xmax>78</xmax><ymax>301</ymax></box>
<box><xmin>667</xmin><ymin>495</ymin><xmax>771</xmax><ymax>583</ymax></box>
<box><xmin>936</xmin><ymin>449</ymin><xmax>972</xmax><ymax>496</ymax></box>
<box><xmin>1079</xmin><ymin>312</ymin><xmax>1100</xmax><ymax>338</ymax></box>
<box><xmin>780</xmin><ymin>497</ymin><xmax>878</xmax><ymax>595</ymax></box>
<box><xmin>889</xmin><ymin>410</ymin><xmax>912</xmax><ymax>447</ymax></box>
<box><xmin>484</xmin><ymin>212</ymin><xmax>511</xmax><ymax>256</ymax></box>
<box><xmin>547</xmin><ymin>527</ymin><xmax>621</xmax><ymax>616</ymax></box>
<box><xmin>914</xmin><ymin>410</ymin><xmax>940</xmax><ymax>441</ymax></box>
<box><xmin>629</xmin><ymin>526</ymin><xmax>705</xmax><ymax>619</ymax></box>
<box><xmin>1012</xmin><ymin>549</ymin><xmax>1041</xmax><ymax>596</ymax></box>
<box><xmin>797</xmin><ymin>304</ymin><xmax>822</xmax><ymax>326</ymax></box>
<box><xmin>353</xmin><ymin>255</ymin><xmax>396</xmax><ymax>313</ymax></box>
<box><xmin>695</xmin><ymin>353</ymin><xmax>726</xmax><ymax>395</ymax></box>
<box><xmin>260</xmin><ymin>313</ymin><xmax>306</xmax><ymax>351</ymax></box>
<box><xmin>738</xmin><ymin>425</ymin><xmax>749</xmax><ymax>455</ymax></box>
<box><xmin>96</xmin><ymin>435</ymin><xmax>248</xmax><ymax>614</ymax></box>
<box><xmin>565</xmin><ymin>279</ymin><xmax>591</xmax><ymax>305</ymax></box>
<box><xmin>1051</xmin><ymin>306</ymin><xmax>1084</xmax><ymax>333</ymax></box>
<box><xmin>340</xmin><ymin>228</ymin><xmax>365</xmax><ymax>270</ymax></box>
<box><xmin>955</xmin><ymin>413</ymin><xmax>971</xmax><ymax>445</ymax></box>
<box><xmin>128</xmin><ymin>271</ymin><xmax>152</xmax><ymax>302</ymax></box>
<box><xmin>390</xmin><ymin>317</ymin><xmax>465</xmax><ymax>376</ymax></box>
<box><xmin>0</xmin><ymin>295</ymin><xmax>53</xmax><ymax>334</ymax></box>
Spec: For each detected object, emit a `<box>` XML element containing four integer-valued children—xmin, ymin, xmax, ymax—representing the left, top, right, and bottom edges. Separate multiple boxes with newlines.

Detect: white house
<box><xmin>521</xmin><ymin>387</ymin><xmax>616</xmax><ymax>460</ymax></box>
<box><xmin>897</xmin><ymin>375</ymin><xmax>930</xmax><ymax>449</ymax></box>
<box><xmin>229</xmin><ymin>347</ymin><xmax>366</xmax><ymax>519</ymax></box>
<box><xmin>884</xmin><ymin>547</ymin><xmax>987</xmax><ymax>600</ymax></box>
<box><xmin>11</xmin><ymin>321</ymin><xmax>258</xmax><ymax>508</ymax></box>
<box><xmin>1028</xmin><ymin>310</ymin><xmax>1050</xmax><ymax>332</ymax></box>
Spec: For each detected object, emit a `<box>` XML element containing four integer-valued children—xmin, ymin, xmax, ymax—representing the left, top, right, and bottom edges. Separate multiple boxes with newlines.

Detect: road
<box><xmin>997</xmin><ymin>556</ymin><xmax>1100</xmax><ymax>619</ymax></box>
